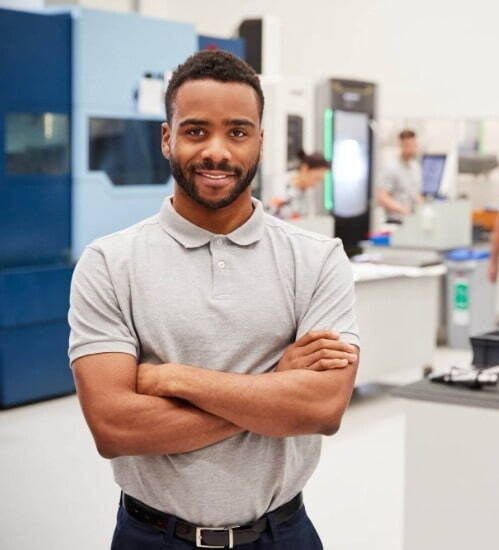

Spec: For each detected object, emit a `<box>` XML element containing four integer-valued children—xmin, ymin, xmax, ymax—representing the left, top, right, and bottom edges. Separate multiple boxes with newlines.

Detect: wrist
<box><xmin>137</xmin><ymin>363</ymin><xmax>182</xmax><ymax>397</ymax></box>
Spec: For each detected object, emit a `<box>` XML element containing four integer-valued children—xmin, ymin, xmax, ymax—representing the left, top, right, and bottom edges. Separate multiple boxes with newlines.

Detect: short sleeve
<box><xmin>68</xmin><ymin>246</ymin><xmax>139</xmax><ymax>365</ymax></box>
<box><xmin>296</xmin><ymin>242</ymin><xmax>360</xmax><ymax>348</ymax></box>
<box><xmin>379</xmin><ymin>165</ymin><xmax>397</xmax><ymax>193</ymax></box>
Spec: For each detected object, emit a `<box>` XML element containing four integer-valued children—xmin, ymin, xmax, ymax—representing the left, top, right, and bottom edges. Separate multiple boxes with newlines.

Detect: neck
<box><xmin>172</xmin><ymin>185</ymin><xmax>254</xmax><ymax>234</ymax></box>
<box><xmin>293</xmin><ymin>170</ymin><xmax>308</xmax><ymax>190</ymax></box>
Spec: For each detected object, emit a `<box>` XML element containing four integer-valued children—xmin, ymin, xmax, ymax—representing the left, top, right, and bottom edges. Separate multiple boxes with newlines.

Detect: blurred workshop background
<box><xmin>1</xmin><ymin>1</ymin><xmax>499</xmax><ymax>549</ymax></box>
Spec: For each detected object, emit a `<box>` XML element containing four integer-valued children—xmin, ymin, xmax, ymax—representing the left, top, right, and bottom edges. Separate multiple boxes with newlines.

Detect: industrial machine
<box><xmin>390</xmin><ymin>199</ymin><xmax>472</xmax><ymax>250</ymax></box>
<box><xmin>237</xmin><ymin>17</ymin><xmax>281</xmax><ymax>75</ymax></box>
<box><xmin>315</xmin><ymin>78</ymin><xmax>377</xmax><ymax>253</ymax></box>
<box><xmin>71</xmin><ymin>8</ymin><xmax>196</xmax><ymax>259</ymax></box>
<box><xmin>198</xmin><ymin>35</ymin><xmax>245</xmax><ymax>59</ymax></box>
<box><xmin>0</xmin><ymin>8</ymin><xmax>74</xmax><ymax>407</ymax></box>
<box><xmin>258</xmin><ymin>76</ymin><xmax>334</xmax><ymax>236</ymax></box>
<box><xmin>0</xmin><ymin>6</ymin><xmax>197</xmax><ymax>406</ymax></box>
<box><xmin>259</xmin><ymin>76</ymin><xmax>313</xmax><ymax>204</ymax></box>
<box><xmin>390</xmin><ymin>152</ymin><xmax>472</xmax><ymax>250</ymax></box>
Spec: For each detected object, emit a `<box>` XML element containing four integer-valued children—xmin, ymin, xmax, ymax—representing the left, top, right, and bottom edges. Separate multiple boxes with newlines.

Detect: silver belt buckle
<box><xmin>196</xmin><ymin>526</ymin><xmax>235</xmax><ymax>549</ymax></box>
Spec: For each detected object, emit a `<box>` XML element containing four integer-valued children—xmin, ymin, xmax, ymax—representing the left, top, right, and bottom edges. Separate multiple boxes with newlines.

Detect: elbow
<box><xmin>317</xmin><ymin>409</ymin><xmax>343</xmax><ymax>437</ymax></box>
<box><xmin>95</xmin><ymin>433</ymin><xmax>119</xmax><ymax>459</ymax></box>
<box><xmin>319</xmin><ymin>421</ymin><xmax>341</xmax><ymax>437</ymax></box>
<box><xmin>97</xmin><ymin>445</ymin><xmax>118</xmax><ymax>459</ymax></box>
<box><xmin>92</xmin><ymin>423</ymin><xmax>123</xmax><ymax>459</ymax></box>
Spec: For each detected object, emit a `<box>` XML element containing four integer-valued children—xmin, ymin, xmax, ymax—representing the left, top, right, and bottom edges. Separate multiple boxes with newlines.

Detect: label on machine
<box><xmin>453</xmin><ymin>277</ymin><xmax>470</xmax><ymax>326</ymax></box>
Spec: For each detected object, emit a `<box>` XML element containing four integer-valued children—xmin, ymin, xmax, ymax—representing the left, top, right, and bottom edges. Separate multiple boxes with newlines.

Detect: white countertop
<box><xmin>351</xmin><ymin>262</ymin><xmax>447</xmax><ymax>283</ymax></box>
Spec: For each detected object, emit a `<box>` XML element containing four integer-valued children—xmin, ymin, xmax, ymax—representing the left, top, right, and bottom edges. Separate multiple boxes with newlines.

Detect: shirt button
<box><xmin>216</xmin><ymin>238</ymin><xmax>223</xmax><ymax>246</ymax></box>
<box><xmin>217</xmin><ymin>260</ymin><xmax>226</xmax><ymax>269</ymax></box>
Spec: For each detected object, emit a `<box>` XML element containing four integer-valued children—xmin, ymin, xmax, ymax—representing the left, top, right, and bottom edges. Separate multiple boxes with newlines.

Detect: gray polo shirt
<box><xmin>68</xmin><ymin>196</ymin><xmax>359</xmax><ymax>527</ymax></box>
<box><xmin>380</xmin><ymin>157</ymin><xmax>422</xmax><ymax>221</ymax></box>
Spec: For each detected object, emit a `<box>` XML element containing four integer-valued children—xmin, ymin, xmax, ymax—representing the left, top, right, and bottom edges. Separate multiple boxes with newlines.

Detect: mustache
<box><xmin>189</xmin><ymin>161</ymin><xmax>243</xmax><ymax>177</ymax></box>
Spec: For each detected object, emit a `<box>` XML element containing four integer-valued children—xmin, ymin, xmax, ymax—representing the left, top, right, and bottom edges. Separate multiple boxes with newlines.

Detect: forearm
<box><xmin>150</xmin><ymin>364</ymin><xmax>354</xmax><ymax>437</ymax></box>
<box><xmin>377</xmin><ymin>189</ymin><xmax>407</xmax><ymax>215</ymax></box>
<box><xmin>94</xmin><ymin>393</ymin><xmax>242</xmax><ymax>458</ymax></box>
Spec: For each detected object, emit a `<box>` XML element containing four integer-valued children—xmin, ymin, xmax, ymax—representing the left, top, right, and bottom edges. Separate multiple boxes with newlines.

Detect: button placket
<box><xmin>211</xmin><ymin>238</ymin><xmax>230</xmax><ymax>297</ymax></box>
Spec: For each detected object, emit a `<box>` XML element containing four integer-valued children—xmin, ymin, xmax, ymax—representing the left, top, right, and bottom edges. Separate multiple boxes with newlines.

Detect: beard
<box><xmin>169</xmin><ymin>154</ymin><xmax>260</xmax><ymax>210</ymax></box>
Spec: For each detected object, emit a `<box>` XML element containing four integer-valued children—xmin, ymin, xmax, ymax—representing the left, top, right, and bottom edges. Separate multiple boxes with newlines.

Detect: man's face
<box><xmin>305</xmin><ymin>167</ymin><xmax>328</xmax><ymax>189</ymax></box>
<box><xmin>162</xmin><ymin>79</ymin><xmax>263</xmax><ymax>210</ymax></box>
<box><xmin>400</xmin><ymin>137</ymin><xmax>417</xmax><ymax>160</ymax></box>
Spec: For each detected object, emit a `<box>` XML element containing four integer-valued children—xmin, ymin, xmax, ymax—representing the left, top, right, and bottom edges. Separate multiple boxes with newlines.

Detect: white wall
<box><xmin>0</xmin><ymin>0</ymin><xmax>44</xmax><ymax>9</ymax></box>
<box><xmin>161</xmin><ymin>0</ymin><xmax>499</xmax><ymax>120</ymax></box>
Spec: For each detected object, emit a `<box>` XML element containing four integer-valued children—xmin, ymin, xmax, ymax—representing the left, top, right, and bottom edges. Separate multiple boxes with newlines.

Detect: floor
<box><xmin>0</xmin><ymin>347</ymin><xmax>472</xmax><ymax>550</ymax></box>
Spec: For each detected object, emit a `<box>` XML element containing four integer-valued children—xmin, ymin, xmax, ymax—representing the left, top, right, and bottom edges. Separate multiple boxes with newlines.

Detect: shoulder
<box><xmin>85</xmin><ymin>214</ymin><xmax>161</xmax><ymax>258</ymax></box>
<box><xmin>262</xmin><ymin>212</ymin><xmax>344</xmax><ymax>260</ymax></box>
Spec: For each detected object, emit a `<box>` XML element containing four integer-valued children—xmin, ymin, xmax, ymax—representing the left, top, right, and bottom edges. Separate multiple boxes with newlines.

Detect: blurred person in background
<box><xmin>268</xmin><ymin>149</ymin><xmax>330</xmax><ymax>219</ymax></box>
<box><xmin>377</xmin><ymin>129</ymin><xmax>423</xmax><ymax>223</ymax></box>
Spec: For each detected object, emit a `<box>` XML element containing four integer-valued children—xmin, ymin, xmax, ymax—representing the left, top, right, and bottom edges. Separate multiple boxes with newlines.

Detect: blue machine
<box><xmin>71</xmin><ymin>8</ymin><xmax>196</xmax><ymax>259</ymax></box>
<box><xmin>0</xmin><ymin>265</ymin><xmax>74</xmax><ymax>407</ymax></box>
<box><xmin>0</xmin><ymin>8</ymin><xmax>74</xmax><ymax>407</ymax></box>
<box><xmin>0</xmin><ymin>7</ymin><xmax>197</xmax><ymax>406</ymax></box>
<box><xmin>0</xmin><ymin>8</ymin><xmax>71</xmax><ymax>266</ymax></box>
<box><xmin>198</xmin><ymin>35</ymin><xmax>245</xmax><ymax>59</ymax></box>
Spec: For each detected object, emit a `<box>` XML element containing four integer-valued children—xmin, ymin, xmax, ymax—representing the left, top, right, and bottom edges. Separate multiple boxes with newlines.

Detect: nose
<box><xmin>200</xmin><ymin>135</ymin><xmax>232</xmax><ymax>166</ymax></box>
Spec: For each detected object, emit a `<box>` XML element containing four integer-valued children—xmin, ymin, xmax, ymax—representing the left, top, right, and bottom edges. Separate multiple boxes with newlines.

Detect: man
<box><xmin>377</xmin><ymin>129</ymin><xmax>422</xmax><ymax>223</ymax></box>
<box><xmin>69</xmin><ymin>51</ymin><xmax>359</xmax><ymax>549</ymax></box>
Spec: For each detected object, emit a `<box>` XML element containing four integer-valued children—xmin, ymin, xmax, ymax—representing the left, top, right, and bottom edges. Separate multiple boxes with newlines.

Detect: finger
<box><xmin>301</xmin><ymin>337</ymin><xmax>357</xmax><ymax>356</ymax></box>
<box><xmin>307</xmin><ymin>358</ymin><xmax>350</xmax><ymax>372</ymax></box>
<box><xmin>301</xmin><ymin>348</ymin><xmax>357</xmax><ymax>368</ymax></box>
<box><xmin>294</xmin><ymin>331</ymin><xmax>339</xmax><ymax>348</ymax></box>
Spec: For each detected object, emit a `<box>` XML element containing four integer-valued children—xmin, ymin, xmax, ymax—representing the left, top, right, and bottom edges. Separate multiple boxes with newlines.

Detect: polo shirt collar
<box><xmin>159</xmin><ymin>196</ymin><xmax>265</xmax><ymax>248</ymax></box>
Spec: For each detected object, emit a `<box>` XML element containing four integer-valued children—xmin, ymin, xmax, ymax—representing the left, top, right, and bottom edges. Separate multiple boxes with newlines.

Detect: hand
<box><xmin>277</xmin><ymin>331</ymin><xmax>358</xmax><ymax>373</ymax></box>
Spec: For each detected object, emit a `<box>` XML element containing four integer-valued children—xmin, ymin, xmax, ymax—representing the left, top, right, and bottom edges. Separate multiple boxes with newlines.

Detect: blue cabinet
<box><xmin>0</xmin><ymin>9</ymin><xmax>74</xmax><ymax>406</ymax></box>
<box><xmin>0</xmin><ymin>264</ymin><xmax>74</xmax><ymax>408</ymax></box>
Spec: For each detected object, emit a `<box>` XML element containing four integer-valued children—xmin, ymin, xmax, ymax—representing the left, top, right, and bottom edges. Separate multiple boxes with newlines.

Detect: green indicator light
<box><xmin>323</xmin><ymin>109</ymin><xmax>334</xmax><ymax>211</ymax></box>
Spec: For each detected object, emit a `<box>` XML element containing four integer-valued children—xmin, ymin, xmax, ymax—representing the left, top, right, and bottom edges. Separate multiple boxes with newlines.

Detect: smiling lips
<box><xmin>195</xmin><ymin>170</ymin><xmax>235</xmax><ymax>188</ymax></box>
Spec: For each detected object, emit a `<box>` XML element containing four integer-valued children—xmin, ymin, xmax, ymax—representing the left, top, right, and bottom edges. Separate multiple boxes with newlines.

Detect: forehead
<box><xmin>172</xmin><ymin>79</ymin><xmax>260</xmax><ymax>124</ymax></box>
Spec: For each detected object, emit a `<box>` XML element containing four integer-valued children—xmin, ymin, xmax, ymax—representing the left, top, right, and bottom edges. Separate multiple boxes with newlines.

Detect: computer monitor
<box><xmin>422</xmin><ymin>154</ymin><xmax>446</xmax><ymax>197</ymax></box>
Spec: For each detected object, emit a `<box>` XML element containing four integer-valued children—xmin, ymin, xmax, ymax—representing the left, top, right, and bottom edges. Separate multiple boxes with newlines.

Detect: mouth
<box><xmin>195</xmin><ymin>170</ymin><xmax>236</xmax><ymax>188</ymax></box>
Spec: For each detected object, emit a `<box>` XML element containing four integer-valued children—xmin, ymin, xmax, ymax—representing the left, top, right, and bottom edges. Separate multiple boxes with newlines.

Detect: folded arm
<box><xmin>138</xmin><ymin>348</ymin><xmax>359</xmax><ymax>438</ymax></box>
<box><xmin>72</xmin><ymin>352</ymin><xmax>243</xmax><ymax>459</ymax></box>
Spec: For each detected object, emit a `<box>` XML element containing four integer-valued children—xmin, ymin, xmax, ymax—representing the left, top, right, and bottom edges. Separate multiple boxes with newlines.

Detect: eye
<box><xmin>230</xmin><ymin>129</ymin><xmax>247</xmax><ymax>138</ymax></box>
<box><xmin>186</xmin><ymin>128</ymin><xmax>206</xmax><ymax>137</ymax></box>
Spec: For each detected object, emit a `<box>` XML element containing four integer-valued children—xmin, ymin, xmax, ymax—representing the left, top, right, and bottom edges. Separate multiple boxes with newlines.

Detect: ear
<box><xmin>161</xmin><ymin>122</ymin><xmax>171</xmax><ymax>159</ymax></box>
<box><xmin>259</xmin><ymin>127</ymin><xmax>264</xmax><ymax>155</ymax></box>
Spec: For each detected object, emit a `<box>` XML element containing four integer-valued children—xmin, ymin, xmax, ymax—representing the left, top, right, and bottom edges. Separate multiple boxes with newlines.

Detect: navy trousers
<box><xmin>111</xmin><ymin>502</ymin><xmax>324</xmax><ymax>549</ymax></box>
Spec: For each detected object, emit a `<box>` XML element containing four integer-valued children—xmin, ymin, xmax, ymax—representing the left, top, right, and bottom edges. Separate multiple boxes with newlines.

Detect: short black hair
<box><xmin>165</xmin><ymin>50</ymin><xmax>264</xmax><ymax>124</ymax></box>
<box><xmin>297</xmin><ymin>149</ymin><xmax>330</xmax><ymax>169</ymax></box>
<box><xmin>399</xmin><ymin>129</ymin><xmax>416</xmax><ymax>140</ymax></box>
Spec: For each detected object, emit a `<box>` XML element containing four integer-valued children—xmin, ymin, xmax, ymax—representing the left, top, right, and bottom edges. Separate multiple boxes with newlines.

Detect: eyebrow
<box><xmin>179</xmin><ymin>118</ymin><xmax>256</xmax><ymax>128</ymax></box>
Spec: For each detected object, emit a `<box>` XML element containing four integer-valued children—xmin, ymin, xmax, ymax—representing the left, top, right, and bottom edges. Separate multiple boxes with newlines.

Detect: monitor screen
<box><xmin>422</xmin><ymin>154</ymin><xmax>446</xmax><ymax>196</ymax></box>
<box><xmin>89</xmin><ymin>117</ymin><xmax>170</xmax><ymax>186</ymax></box>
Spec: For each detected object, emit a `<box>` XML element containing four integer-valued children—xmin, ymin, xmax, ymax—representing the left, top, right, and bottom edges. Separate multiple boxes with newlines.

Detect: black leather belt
<box><xmin>122</xmin><ymin>492</ymin><xmax>303</xmax><ymax>548</ymax></box>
